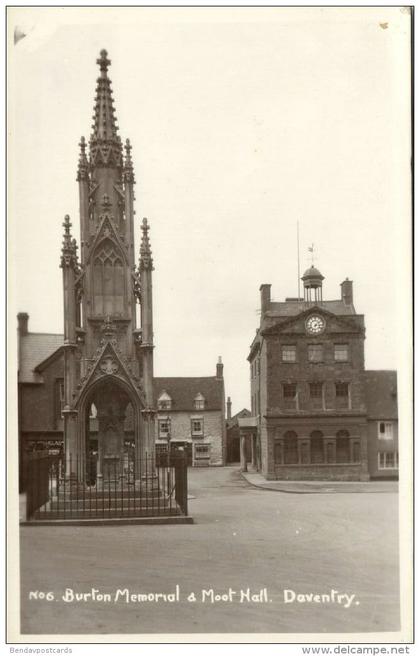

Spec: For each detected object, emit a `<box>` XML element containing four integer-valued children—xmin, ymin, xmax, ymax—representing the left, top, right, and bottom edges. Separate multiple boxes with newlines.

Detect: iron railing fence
<box><xmin>25</xmin><ymin>451</ymin><xmax>188</xmax><ymax>521</ymax></box>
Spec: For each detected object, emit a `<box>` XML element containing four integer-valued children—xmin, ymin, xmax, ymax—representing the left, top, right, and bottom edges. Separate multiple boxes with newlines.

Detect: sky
<box><xmin>8</xmin><ymin>7</ymin><xmax>412</xmax><ymax>413</ymax></box>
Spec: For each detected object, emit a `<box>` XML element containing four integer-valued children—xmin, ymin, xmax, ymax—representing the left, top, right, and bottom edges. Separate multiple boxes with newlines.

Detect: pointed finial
<box><xmin>90</xmin><ymin>50</ymin><xmax>122</xmax><ymax>168</ymax></box>
<box><xmin>61</xmin><ymin>215</ymin><xmax>78</xmax><ymax>269</ymax></box>
<box><xmin>123</xmin><ymin>138</ymin><xmax>135</xmax><ymax>183</ymax></box>
<box><xmin>125</xmin><ymin>138</ymin><xmax>132</xmax><ymax>163</ymax></box>
<box><xmin>77</xmin><ymin>136</ymin><xmax>89</xmax><ymax>181</ymax></box>
<box><xmin>63</xmin><ymin>214</ymin><xmax>71</xmax><ymax>235</ymax></box>
<box><xmin>139</xmin><ymin>218</ymin><xmax>154</xmax><ymax>271</ymax></box>
<box><xmin>97</xmin><ymin>49</ymin><xmax>111</xmax><ymax>76</ymax></box>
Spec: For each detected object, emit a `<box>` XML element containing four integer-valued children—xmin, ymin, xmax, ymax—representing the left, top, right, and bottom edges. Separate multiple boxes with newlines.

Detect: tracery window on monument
<box><xmin>92</xmin><ymin>238</ymin><xmax>125</xmax><ymax>316</ymax></box>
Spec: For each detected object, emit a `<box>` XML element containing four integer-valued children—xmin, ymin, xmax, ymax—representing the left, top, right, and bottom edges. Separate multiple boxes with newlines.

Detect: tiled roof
<box><xmin>227</xmin><ymin>408</ymin><xmax>251</xmax><ymax>429</ymax></box>
<box><xmin>267</xmin><ymin>299</ymin><xmax>355</xmax><ymax>317</ymax></box>
<box><xmin>363</xmin><ymin>370</ymin><xmax>398</xmax><ymax>420</ymax></box>
<box><xmin>154</xmin><ymin>377</ymin><xmax>223</xmax><ymax>412</ymax></box>
<box><xmin>19</xmin><ymin>333</ymin><xmax>64</xmax><ymax>383</ymax></box>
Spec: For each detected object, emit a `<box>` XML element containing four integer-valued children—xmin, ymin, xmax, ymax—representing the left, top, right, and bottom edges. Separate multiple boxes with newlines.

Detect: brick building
<box><xmin>245</xmin><ymin>266</ymin><xmax>398</xmax><ymax>481</ymax></box>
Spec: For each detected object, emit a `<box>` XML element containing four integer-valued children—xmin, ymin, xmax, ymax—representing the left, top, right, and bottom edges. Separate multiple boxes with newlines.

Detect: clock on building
<box><xmin>305</xmin><ymin>315</ymin><xmax>326</xmax><ymax>335</ymax></box>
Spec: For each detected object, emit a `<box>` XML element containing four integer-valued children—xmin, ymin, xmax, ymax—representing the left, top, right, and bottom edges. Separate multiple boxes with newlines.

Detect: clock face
<box><xmin>306</xmin><ymin>315</ymin><xmax>326</xmax><ymax>335</ymax></box>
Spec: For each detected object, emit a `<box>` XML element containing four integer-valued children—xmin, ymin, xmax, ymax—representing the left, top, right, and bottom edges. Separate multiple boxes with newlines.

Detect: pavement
<box><xmin>18</xmin><ymin>466</ymin><xmax>400</xmax><ymax>638</ymax></box>
<box><xmin>241</xmin><ymin>470</ymin><xmax>398</xmax><ymax>494</ymax></box>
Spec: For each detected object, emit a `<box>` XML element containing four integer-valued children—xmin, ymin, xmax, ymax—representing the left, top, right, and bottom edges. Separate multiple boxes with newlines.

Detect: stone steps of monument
<box><xmin>33</xmin><ymin>506</ymin><xmax>183</xmax><ymax>520</ymax></box>
<box><xmin>46</xmin><ymin>495</ymin><xmax>176</xmax><ymax>511</ymax></box>
<box><xmin>54</xmin><ymin>489</ymin><xmax>166</xmax><ymax>500</ymax></box>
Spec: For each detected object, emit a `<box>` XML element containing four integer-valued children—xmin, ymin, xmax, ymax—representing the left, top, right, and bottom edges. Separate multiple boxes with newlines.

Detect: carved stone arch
<box><xmin>76</xmin><ymin>372</ymin><xmax>144</xmax><ymax>477</ymax></box>
<box><xmin>77</xmin><ymin>371</ymin><xmax>144</xmax><ymax>414</ymax></box>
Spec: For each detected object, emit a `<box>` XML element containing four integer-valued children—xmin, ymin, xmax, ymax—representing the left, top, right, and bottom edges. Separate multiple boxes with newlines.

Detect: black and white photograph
<box><xmin>7</xmin><ymin>6</ymin><xmax>412</xmax><ymax>644</ymax></box>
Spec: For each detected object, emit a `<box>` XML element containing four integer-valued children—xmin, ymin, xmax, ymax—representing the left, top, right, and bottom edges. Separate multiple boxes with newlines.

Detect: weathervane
<box><xmin>308</xmin><ymin>243</ymin><xmax>315</xmax><ymax>265</ymax></box>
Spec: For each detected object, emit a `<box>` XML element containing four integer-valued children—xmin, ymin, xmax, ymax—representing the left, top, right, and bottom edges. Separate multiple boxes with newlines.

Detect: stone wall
<box><xmin>266</xmin><ymin>330</ymin><xmax>367</xmax><ymax>415</ymax></box>
<box><xmin>270</xmin><ymin>464</ymin><xmax>365</xmax><ymax>481</ymax></box>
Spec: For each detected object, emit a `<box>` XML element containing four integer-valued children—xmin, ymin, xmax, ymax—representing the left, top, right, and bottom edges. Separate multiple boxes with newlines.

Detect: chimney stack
<box><xmin>17</xmin><ymin>312</ymin><xmax>29</xmax><ymax>336</ymax></box>
<box><xmin>259</xmin><ymin>284</ymin><xmax>271</xmax><ymax>314</ymax></box>
<box><xmin>216</xmin><ymin>356</ymin><xmax>224</xmax><ymax>379</ymax></box>
<box><xmin>226</xmin><ymin>396</ymin><xmax>232</xmax><ymax>420</ymax></box>
<box><xmin>340</xmin><ymin>278</ymin><xmax>353</xmax><ymax>306</ymax></box>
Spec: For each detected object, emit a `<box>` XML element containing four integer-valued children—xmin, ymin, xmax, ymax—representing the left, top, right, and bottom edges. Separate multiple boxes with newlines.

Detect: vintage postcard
<box><xmin>7</xmin><ymin>6</ymin><xmax>413</xmax><ymax>646</ymax></box>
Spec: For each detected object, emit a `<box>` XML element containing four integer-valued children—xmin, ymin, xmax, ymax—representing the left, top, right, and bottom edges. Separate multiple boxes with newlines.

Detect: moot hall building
<box><xmin>17</xmin><ymin>50</ymin><xmax>398</xmax><ymax>487</ymax></box>
<box><xmin>241</xmin><ymin>267</ymin><xmax>398</xmax><ymax>481</ymax></box>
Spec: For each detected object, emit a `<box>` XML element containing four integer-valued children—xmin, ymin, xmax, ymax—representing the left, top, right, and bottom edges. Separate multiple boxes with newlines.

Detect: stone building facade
<box><xmin>246</xmin><ymin>267</ymin><xmax>398</xmax><ymax>481</ymax></box>
<box><xmin>154</xmin><ymin>362</ymin><xmax>226</xmax><ymax>467</ymax></box>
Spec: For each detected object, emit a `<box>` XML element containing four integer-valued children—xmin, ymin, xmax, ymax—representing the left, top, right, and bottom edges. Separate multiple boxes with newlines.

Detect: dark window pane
<box><xmin>284</xmin><ymin>432</ymin><xmax>298</xmax><ymax>464</ymax></box>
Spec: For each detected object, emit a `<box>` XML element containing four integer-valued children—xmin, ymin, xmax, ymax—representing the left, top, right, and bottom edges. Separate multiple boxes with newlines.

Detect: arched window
<box><xmin>336</xmin><ymin>429</ymin><xmax>350</xmax><ymax>463</ymax></box>
<box><xmin>92</xmin><ymin>239</ymin><xmax>125</xmax><ymax>316</ymax></box>
<box><xmin>310</xmin><ymin>430</ymin><xmax>324</xmax><ymax>463</ymax></box>
<box><xmin>284</xmin><ymin>431</ymin><xmax>298</xmax><ymax>464</ymax></box>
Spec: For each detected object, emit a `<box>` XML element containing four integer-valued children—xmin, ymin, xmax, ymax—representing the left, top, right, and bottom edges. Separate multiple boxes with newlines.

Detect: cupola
<box><xmin>301</xmin><ymin>265</ymin><xmax>324</xmax><ymax>303</ymax></box>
